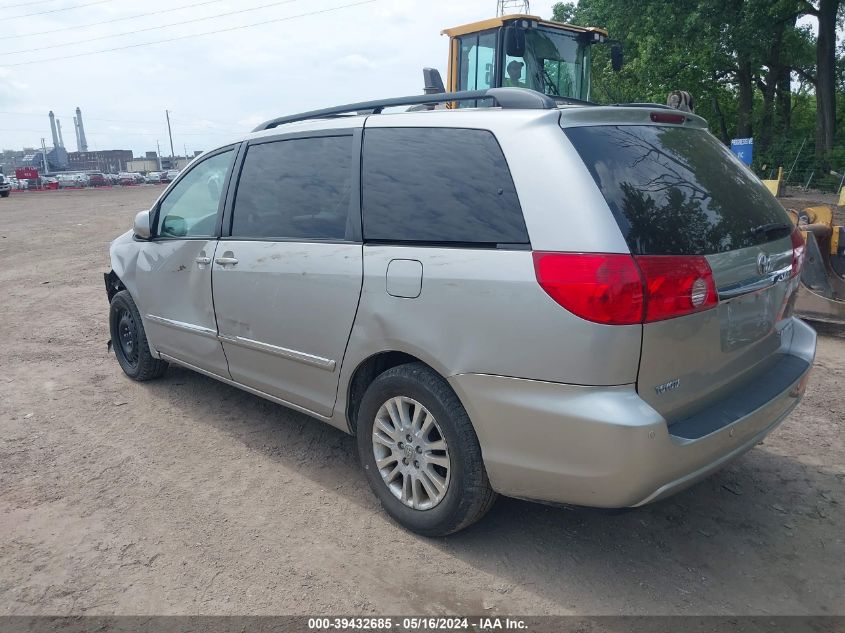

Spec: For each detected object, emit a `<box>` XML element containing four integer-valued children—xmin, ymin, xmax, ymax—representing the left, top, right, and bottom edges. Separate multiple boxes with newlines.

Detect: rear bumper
<box><xmin>448</xmin><ymin>318</ymin><xmax>816</xmax><ymax>508</ymax></box>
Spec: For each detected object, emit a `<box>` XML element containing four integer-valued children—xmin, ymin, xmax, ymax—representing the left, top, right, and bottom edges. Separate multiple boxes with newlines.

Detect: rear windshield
<box><xmin>564</xmin><ymin>125</ymin><xmax>791</xmax><ymax>255</ymax></box>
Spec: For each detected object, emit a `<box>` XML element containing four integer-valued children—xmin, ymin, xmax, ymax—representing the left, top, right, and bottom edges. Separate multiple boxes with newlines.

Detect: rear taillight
<box><xmin>636</xmin><ymin>255</ymin><xmax>717</xmax><ymax>322</ymax></box>
<box><xmin>790</xmin><ymin>227</ymin><xmax>805</xmax><ymax>278</ymax></box>
<box><xmin>533</xmin><ymin>252</ymin><xmax>717</xmax><ymax>325</ymax></box>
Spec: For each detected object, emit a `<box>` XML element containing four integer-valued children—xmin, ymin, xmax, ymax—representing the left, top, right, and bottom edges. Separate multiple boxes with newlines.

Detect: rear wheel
<box><xmin>109</xmin><ymin>290</ymin><xmax>168</xmax><ymax>381</ymax></box>
<box><xmin>356</xmin><ymin>363</ymin><xmax>496</xmax><ymax>536</ymax></box>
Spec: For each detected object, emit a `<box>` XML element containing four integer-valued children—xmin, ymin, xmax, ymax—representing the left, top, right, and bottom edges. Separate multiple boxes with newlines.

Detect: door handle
<box><xmin>215</xmin><ymin>256</ymin><xmax>239</xmax><ymax>266</ymax></box>
<box><xmin>195</xmin><ymin>256</ymin><xmax>211</xmax><ymax>265</ymax></box>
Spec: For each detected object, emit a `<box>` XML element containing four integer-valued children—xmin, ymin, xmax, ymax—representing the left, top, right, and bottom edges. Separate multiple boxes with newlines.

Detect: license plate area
<box><xmin>721</xmin><ymin>286</ymin><xmax>778</xmax><ymax>352</ymax></box>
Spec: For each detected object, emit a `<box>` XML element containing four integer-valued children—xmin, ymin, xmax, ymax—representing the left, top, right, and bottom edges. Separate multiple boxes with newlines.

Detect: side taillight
<box><xmin>790</xmin><ymin>227</ymin><xmax>805</xmax><ymax>278</ymax></box>
<box><xmin>532</xmin><ymin>253</ymin><xmax>644</xmax><ymax>325</ymax></box>
<box><xmin>533</xmin><ymin>252</ymin><xmax>717</xmax><ymax>325</ymax></box>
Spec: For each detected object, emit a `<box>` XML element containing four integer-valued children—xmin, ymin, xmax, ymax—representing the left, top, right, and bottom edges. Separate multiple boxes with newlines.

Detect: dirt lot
<box><xmin>0</xmin><ymin>187</ymin><xmax>843</xmax><ymax>616</ymax></box>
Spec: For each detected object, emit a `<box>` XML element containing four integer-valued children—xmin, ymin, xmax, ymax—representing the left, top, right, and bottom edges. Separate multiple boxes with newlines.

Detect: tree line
<box><xmin>553</xmin><ymin>0</ymin><xmax>844</xmax><ymax>175</ymax></box>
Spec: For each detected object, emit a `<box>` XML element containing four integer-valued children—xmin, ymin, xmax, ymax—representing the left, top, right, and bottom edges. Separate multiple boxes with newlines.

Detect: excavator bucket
<box><xmin>787</xmin><ymin>205</ymin><xmax>845</xmax><ymax>326</ymax></box>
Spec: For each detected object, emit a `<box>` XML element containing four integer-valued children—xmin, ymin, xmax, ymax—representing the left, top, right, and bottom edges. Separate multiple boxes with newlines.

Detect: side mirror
<box><xmin>161</xmin><ymin>215</ymin><xmax>187</xmax><ymax>237</ymax></box>
<box><xmin>133</xmin><ymin>209</ymin><xmax>152</xmax><ymax>240</ymax></box>
<box><xmin>422</xmin><ymin>67</ymin><xmax>445</xmax><ymax>94</ymax></box>
<box><xmin>611</xmin><ymin>44</ymin><xmax>624</xmax><ymax>72</ymax></box>
<box><xmin>504</xmin><ymin>25</ymin><xmax>526</xmax><ymax>58</ymax></box>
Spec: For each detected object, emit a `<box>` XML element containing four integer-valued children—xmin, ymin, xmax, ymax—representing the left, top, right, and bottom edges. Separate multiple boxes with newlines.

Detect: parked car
<box><xmin>57</xmin><ymin>173</ymin><xmax>87</xmax><ymax>188</ymax></box>
<box><xmin>105</xmin><ymin>89</ymin><xmax>816</xmax><ymax>536</ymax></box>
<box><xmin>164</xmin><ymin>169</ymin><xmax>180</xmax><ymax>182</ymax></box>
<box><xmin>87</xmin><ymin>172</ymin><xmax>108</xmax><ymax>187</ymax></box>
<box><xmin>0</xmin><ymin>173</ymin><xmax>10</xmax><ymax>197</ymax></box>
<box><xmin>145</xmin><ymin>172</ymin><xmax>163</xmax><ymax>184</ymax></box>
<box><xmin>40</xmin><ymin>176</ymin><xmax>59</xmax><ymax>190</ymax></box>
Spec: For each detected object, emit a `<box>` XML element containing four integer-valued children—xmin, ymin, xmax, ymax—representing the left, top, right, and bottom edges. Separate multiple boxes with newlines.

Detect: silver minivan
<box><xmin>106</xmin><ymin>89</ymin><xmax>816</xmax><ymax>535</ymax></box>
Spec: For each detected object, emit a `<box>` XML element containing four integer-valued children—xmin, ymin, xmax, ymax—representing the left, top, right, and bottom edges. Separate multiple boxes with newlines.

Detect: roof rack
<box><xmin>252</xmin><ymin>88</ymin><xmax>559</xmax><ymax>132</ymax></box>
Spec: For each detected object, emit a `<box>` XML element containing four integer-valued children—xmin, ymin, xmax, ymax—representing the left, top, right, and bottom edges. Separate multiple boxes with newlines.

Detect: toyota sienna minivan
<box><xmin>106</xmin><ymin>88</ymin><xmax>816</xmax><ymax>535</ymax></box>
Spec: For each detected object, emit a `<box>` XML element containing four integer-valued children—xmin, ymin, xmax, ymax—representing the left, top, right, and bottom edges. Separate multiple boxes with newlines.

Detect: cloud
<box><xmin>337</xmin><ymin>53</ymin><xmax>376</xmax><ymax>70</ymax></box>
<box><xmin>0</xmin><ymin>0</ymin><xmax>560</xmax><ymax>154</ymax></box>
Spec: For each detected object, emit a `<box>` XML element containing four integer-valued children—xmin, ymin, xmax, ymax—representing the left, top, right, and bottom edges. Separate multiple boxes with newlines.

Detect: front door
<box><xmin>136</xmin><ymin>147</ymin><xmax>237</xmax><ymax>377</ymax></box>
<box><xmin>212</xmin><ymin>133</ymin><xmax>363</xmax><ymax>417</ymax></box>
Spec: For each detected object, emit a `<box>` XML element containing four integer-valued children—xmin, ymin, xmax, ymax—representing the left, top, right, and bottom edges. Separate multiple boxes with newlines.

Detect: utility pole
<box><xmin>156</xmin><ymin>140</ymin><xmax>163</xmax><ymax>171</ymax></box>
<box><xmin>40</xmin><ymin>138</ymin><xmax>50</xmax><ymax>176</ymax></box>
<box><xmin>166</xmin><ymin>110</ymin><xmax>175</xmax><ymax>168</ymax></box>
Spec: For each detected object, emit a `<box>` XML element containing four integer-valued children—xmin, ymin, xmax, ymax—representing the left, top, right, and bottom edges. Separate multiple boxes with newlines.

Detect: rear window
<box><xmin>362</xmin><ymin>128</ymin><xmax>529</xmax><ymax>246</ymax></box>
<box><xmin>565</xmin><ymin>125</ymin><xmax>792</xmax><ymax>255</ymax></box>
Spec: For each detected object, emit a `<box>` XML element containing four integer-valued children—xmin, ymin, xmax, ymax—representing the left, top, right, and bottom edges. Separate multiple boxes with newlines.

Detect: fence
<box><xmin>755</xmin><ymin>136</ymin><xmax>845</xmax><ymax>195</ymax></box>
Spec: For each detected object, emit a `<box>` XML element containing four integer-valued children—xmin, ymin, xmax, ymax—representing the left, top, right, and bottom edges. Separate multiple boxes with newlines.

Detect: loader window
<box><xmin>457</xmin><ymin>30</ymin><xmax>497</xmax><ymax>107</ymax></box>
<box><xmin>508</xmin><ymin>27</ymin><xmax>587</xmax><ymax>100</ymax></box>
<box><xmin>361</xmin><ymin>128</ymin><xmax>529</xmax><ymax>246</ymax></box>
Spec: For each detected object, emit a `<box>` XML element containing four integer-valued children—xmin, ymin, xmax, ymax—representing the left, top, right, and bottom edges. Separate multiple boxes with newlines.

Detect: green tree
<box><xmin>551</xmin><ymin>0</ymin><xmax>840</xmax><ymax>177</ymax></box>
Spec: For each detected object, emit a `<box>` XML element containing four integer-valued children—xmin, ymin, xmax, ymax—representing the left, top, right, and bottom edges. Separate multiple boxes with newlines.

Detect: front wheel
<box><xmin>356</xmin><ymin>363</ymin><xmax>496</xmax><ymax>536</ymax></box>
<box><xmin>109</xmin><ymin>290</ymin><xmax>168</xmax><ymax>381</ymax></box>
<box><xmin>0</xmin><ymin>191</ymin><xmax>9</xmax><ymax>198</ymax></box>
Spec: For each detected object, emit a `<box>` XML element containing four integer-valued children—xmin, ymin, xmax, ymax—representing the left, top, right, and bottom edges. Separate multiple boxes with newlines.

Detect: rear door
<box><xmin>211</xmin><ymin>130</ymin><xmax>363</xmax><ymax>417</ymax></box>
<box><xmin>565</xmin><ymin>122</ymin><xmax>800</xmax><ymax>423</ymax></box>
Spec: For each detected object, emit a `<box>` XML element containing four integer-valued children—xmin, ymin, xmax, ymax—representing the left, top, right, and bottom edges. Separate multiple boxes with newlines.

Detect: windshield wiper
<box><xmin>750</xmin><ymin>222</ymin><xmax>792</xmax><ymax>238</ymax></box>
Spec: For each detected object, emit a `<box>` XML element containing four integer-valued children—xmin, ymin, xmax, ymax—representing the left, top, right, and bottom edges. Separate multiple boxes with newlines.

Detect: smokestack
<box><xmin>74</xmin><ymin>116</ymin><xmax>82</xmax><ymax>152</ymax></box>
<box><xmin>49</xmin><ymin>111</ymin><xmax>60</xmax><ymax>149</ymax></box>
<box><xmin>57</xmin><ymin>120</ymin><xmax>65</xmax><ymax>148</ymax></box>
<box><xmin>75</xmin><ymin>107</ymin><xmax>88</xmax><ymax>152</ymax></box>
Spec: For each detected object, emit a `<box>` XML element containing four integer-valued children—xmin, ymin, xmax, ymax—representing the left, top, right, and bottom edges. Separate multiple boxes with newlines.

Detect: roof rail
<box><xmin>252</xmin><ymin>88</ymin><xmax>558</xmax><ymax>132</ymax></box>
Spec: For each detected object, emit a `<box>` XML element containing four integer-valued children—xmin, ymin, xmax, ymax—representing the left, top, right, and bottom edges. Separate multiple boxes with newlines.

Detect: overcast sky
<box><xmin>0</xmin><ymin>0</ymin><xmax>561</xmax><ymax>156</ymax></box>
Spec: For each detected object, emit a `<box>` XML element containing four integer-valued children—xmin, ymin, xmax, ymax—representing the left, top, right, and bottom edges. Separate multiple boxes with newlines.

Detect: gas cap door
<box><xmin>386</xmin><ymin>259</ymin><xmax>423</xmax><ymax>298</ymax></box>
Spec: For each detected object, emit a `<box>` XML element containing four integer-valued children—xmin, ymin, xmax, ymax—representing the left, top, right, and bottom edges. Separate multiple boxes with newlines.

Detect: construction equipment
<box><xmin>435</xmin><ymin>14</ymin><xmax>621</xmax><ymax>102</ymax></box>
<box><xmin>787</xmin><ymin>205</ymin><xmax>845</xmax><ymax>325</ymax></box>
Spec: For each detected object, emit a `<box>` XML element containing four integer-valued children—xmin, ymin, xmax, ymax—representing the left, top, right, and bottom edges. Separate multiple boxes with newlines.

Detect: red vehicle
<box><xmin>87</xmin><ymin>172</ymin><xmax>108</xmax><ymax>187</ymax></box>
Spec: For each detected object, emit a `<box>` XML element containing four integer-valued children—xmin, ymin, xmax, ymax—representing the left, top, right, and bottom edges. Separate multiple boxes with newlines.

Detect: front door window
<box><xmin>156</xmin><ymin>150</ymin><xmax>234</xmax><ymax>238</ymax></box>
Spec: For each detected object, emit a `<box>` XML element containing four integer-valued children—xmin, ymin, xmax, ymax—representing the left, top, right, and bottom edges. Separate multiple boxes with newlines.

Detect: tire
<box><xmin>109</xmin><ymin>290</ymin><xmax>168</xmax><ymax>381</ymax></box>
<box><xmin>0</xmin><ymin>191</ymin><xmax>9</xmax><ymax>198</ymax></box>
<box><xmin>356</xmin><ymin>363</ymin><xmax>496</xmax><ymax>536</ymax></box>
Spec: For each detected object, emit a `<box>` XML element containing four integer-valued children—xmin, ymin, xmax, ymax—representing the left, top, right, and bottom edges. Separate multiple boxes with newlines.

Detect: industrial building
<box><xmin>0</xmin><ymin>107</ymin><xmax>202</xmax><ymax>177</ymax></box>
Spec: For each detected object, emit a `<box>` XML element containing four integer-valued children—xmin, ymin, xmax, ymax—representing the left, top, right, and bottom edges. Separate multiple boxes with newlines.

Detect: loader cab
<box><xmin>442</xmin><ymin>15</ymin><xmax>611</xmax><ymax>104</ymax></box>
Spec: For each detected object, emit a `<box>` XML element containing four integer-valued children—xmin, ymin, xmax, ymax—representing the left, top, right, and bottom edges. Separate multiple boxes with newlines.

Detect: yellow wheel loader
<box><xmin>788</xmin><ymin>205</ymin><xmax>845</xmax><ymax>325</ymax></box>
<box><xmin>426</xmin><ymin>14</ymin><xmax>621</xmax><ymax>101</ymax></box>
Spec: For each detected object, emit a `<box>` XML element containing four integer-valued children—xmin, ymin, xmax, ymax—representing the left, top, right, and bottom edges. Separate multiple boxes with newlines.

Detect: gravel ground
<box><xmin>0</xmin><ymin>187</ymin><xmax>843</xmax><ymax>616</ymax></box>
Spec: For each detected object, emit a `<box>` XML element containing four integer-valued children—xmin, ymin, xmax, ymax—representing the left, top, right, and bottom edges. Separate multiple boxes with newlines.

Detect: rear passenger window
<box><xmin>362</xmin><ymin>128</ymin><xmax>529</xmax><ymax>245</ymax></box>
<box><xmin>231</xmin><ymin>136</ymin><xmax>353</xmax><ymax>240</ymax></box>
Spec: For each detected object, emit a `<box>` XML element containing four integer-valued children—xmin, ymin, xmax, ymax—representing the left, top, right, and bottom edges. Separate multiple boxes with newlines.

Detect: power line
<box><xmin>4</xmin><ymin>0</ymin><xmax>227</xmax><ymax>40</ymax></box>
<box><xmin>0</xmin><ymin>110</ymin><xmax>243</xmax><ymax>130</ymax></box>
<box><xmin>0</xmin><ymin>127</ymin><xmax>239</xmax><ymax>136</ymax></box>
<box><xmin>0</xmin><ymin>0</ymin><xmax>69</xmax><ymax>10</ymax></box>
<box><xmin>6</xmin><ymin>0</ymin><xmax>115</xmax><ymax>21</ymax></box>
<box><xmin>1</xmin><ymin>0</ymin><xmax>304</xmax><ymax>55</ymax></box>
<box><xmin>0</xmin><ymin>0</ymin><xmax>376</xmax><ymax>67</ymax></box>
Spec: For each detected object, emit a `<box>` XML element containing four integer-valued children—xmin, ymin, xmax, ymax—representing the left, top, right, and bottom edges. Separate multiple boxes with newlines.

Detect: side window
<box><xmin>231</xmin><ymin>136</ymin><xmax>353</xmax><ymax>240</ymax></box>
<box><xmin>458</xmin><ymin>30</ymin><xmax>496</xmax><ymax>90</ymax></box>
<box><xmin>362</xmin><ymin>128</ymin><xmax>529</xmax><ymax>245</ymax></box>
<box><xmin>156</xmin><ymin>149</ymin><xmax>234</xmax><ymax>238</ymax></box>
<box><xmin>457</xmin><ymin>30</ymin><xmax>497</xmax><ymax>108</ymax></box>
